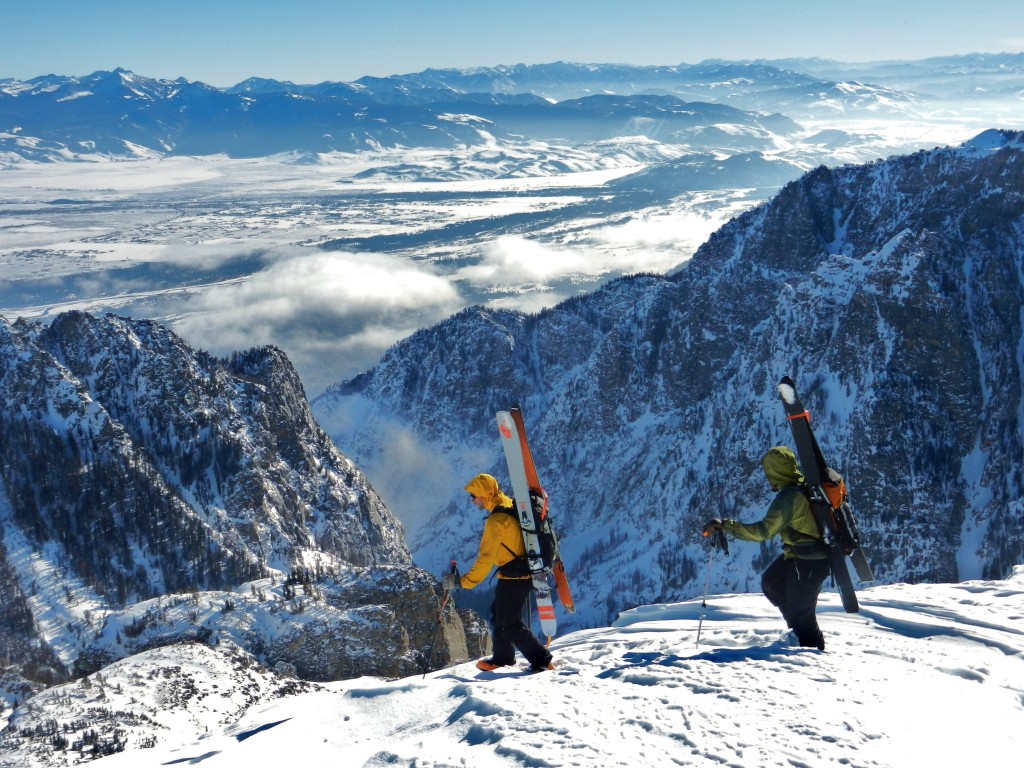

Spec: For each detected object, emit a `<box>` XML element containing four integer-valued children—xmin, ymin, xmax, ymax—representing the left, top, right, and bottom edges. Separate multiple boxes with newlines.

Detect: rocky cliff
<box><xmin>315</xmin><ymin>129</ymin><xmax>1024</xmax><ymax>627</ymax></box>
<box><xmin>0</xmin><ymin>312</ymin><xmax>484</xmax><ymax>701</ymax></box>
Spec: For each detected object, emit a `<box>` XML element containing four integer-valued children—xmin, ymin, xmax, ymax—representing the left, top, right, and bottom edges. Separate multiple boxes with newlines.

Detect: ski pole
<box><xmin>696</xmin><ymin>528</ymin><xmax>729</xmax><ymax>648</ymax></box>
<box><xmin>422</xmin><ymin>559</ymin><xmax>458</xmax><ymax>678</ymax></box>
<box><xmin>696</xmin><ymin>546</ymin><xmax>713</xmax><ymax>648</ymax></box>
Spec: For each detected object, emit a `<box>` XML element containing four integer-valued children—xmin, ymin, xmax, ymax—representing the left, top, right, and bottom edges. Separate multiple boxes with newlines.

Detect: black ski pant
<box><xmin>490</xmin><ymin>578</ymin><xmax>552</xmax><ymax>667</ymax></box>
<box><xmin>761</xmin><ymin>555</ymin><xmax>830</xmax><ymax>649</ymax></box>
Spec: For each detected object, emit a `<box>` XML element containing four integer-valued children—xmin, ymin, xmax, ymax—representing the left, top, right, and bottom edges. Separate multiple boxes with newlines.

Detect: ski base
<box><xmin>553</xmin><ymin>559</ymin><xmax>575</xmax><ymax>612</ymax></box>
<box><xmin>777</xmin><ymin>376</ymin><xmax>873</xmax><ymax>614</ymax></box>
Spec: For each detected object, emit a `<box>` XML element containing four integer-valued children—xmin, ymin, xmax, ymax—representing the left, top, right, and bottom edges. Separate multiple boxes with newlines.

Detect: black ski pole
<box><xmin>696</xmin><ymin>528</ymin><xmax>728</xmax><ymax>648</ymax></box>
<box><xmin>422</xmin><ymin>559</ymin><xmax>458</xmax><ymax>678</ymax></box>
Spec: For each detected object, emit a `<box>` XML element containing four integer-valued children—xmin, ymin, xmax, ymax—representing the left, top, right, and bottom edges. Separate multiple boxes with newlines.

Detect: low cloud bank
<box><xmin>456</xmin><ymin>235</ymin><xmax>589</xmax><ymax>284</ymax></box>
<box><xmin>169</xmin><ymin>248</ymin><xmax>463</xmax><ymax>391</ymax></box>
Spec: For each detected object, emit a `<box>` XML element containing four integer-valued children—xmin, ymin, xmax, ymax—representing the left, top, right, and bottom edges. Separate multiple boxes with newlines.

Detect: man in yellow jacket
<box><xmin>444</xmin><ymin>473</ymin><xmax>554</xmax><ymax>672</ymax></box>
<box><xmin>703</xmin><ymin>446</ymin><xmax>830</xmax><ymax>651</ymax></box>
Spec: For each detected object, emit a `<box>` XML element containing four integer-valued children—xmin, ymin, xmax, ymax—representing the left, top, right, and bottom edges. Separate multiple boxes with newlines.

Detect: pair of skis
<box><xmin>777</xmin><ymin>376</ymin><xmax>874</xmax><ymax>613</ymax></box>
<box><xmin>496</xmin><ymin>406</ymin><xmax>574</xmax><ymax>641</ymax></box>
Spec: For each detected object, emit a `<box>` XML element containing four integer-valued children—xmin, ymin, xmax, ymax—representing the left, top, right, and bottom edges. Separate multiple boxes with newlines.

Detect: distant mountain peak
<box><xmin>0</xmin><ymin>60</ymin><xmax>951</xmax><ymax>160</ymax></box>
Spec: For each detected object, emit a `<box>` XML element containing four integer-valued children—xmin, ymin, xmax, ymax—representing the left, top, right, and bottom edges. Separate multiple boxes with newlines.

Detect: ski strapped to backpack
<box><xmin>509</xmin><ymin>409</ymin><xmax>577</xmax><ymax>614</ymax></box>
<box><xmin>497</xmin><ymin>489</ymin><xmax>556</xmax><ymax>572</ymax></box>
<box><xmin>496</xmin><ymin>406</ymin><xmax>575</xmax><ymax>641</ymax></box>
<box><xmin>506</xmin><ymin>406</ymin><xmax>575</xmax><ymax>614</ymax></box>
<box><xmin>777</xmin><ymin>376</ymin><xmax>874</xmax><ymax>613</ymax></box>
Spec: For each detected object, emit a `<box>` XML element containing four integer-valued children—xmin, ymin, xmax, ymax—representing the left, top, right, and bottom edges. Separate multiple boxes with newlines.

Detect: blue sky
<box><xmin>3</xmin><ymin>0</ymin><xmax>1023</xmax><ymax>86</ymax></box>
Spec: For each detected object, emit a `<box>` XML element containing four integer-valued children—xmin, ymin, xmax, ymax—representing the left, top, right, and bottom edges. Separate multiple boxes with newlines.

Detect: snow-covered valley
<box><xmin>0</xmin><ymin>115</ymin><xmax>988</xmax><ymax>395</ymax></box>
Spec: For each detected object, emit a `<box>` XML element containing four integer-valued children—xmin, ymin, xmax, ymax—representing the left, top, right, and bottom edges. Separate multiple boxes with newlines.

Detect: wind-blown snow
<box><xmin>87</xmin><ymin>570</ymin><xmax>1024</xmax><ymax>768</ymax></box>
<box><xmin>777</xmin><ymin>381</ymin><xmax>796</xmax><ymax>406</ymax></box>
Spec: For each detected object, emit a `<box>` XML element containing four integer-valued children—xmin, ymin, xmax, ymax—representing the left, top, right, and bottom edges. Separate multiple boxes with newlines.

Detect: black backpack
<box><xmin>496</xmin><ymin>490</ymin><xmax>558</xmax><ymax>576</ymax></box>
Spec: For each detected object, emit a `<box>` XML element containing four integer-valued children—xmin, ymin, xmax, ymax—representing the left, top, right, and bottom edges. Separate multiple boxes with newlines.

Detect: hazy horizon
<box><xmin>2</xmin><ymin>0</ymin><xmax>1023</xmax><ymax>87</ymax></box>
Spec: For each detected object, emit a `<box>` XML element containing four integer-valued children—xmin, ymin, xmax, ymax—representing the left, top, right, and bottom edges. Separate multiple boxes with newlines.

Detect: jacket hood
<box><xmin>761</xmin><ymin>446</ymin><xmax>805</xmax><ymax>491</ymax></box>
<box><xmin>464</xmin><ymin>473</ymin><xmax>514</xmax><ymax>512</ymax></box>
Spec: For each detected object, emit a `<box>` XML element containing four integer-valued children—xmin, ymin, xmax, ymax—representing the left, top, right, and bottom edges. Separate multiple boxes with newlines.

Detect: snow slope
<box><xmin>81</xmin><ymin>567</ymin><xmax>1024</xmax><ymax>768</ymax></box>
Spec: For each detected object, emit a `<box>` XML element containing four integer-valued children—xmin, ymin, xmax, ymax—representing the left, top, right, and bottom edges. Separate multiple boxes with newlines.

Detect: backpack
<box><xmin>497</xmin><ymin>489</ymin><xmax>559</xmax><ymax>576</ymax></box>
<box><xmin>802</xmin><ymin>467</ymin><xmax>863</xmax><ymax>555</ymax></box>
<box><xmin>821</xmin><ymin>467</ymin><xmax>848</xmax><ymax>514</ymax></box>
<box><xmin>528</xmin><ymin>489</ymin><xmax>558</xmax><ymax>571</ymax></box>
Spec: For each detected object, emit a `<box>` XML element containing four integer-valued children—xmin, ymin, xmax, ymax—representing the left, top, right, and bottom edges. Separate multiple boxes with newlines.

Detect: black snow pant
<box><xmin>490</xmin><ymin>578</ymin><xmax>552</xmax><ymax>668</ymax></box>
<box><xmin>761</xmin><ymin>554</ymin><xmax>831</xmax><ymax>650</ymax></box>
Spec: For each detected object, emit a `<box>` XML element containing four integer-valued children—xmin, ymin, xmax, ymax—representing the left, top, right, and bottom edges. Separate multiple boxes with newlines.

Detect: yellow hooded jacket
<box><xmin>460</xmin><ymin>474</ymin><xmax>531</xmax><ymax>588</ymax></box>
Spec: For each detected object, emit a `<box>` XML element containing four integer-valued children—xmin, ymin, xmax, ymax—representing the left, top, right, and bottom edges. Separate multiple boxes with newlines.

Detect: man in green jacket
<box><xmin>703</xmin><ymin>446</ymin><xmax>830</xmax><ymax>650</ymax></box>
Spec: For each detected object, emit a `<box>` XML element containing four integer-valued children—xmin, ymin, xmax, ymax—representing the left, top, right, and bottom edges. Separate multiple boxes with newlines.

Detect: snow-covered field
<box><xmin>0</xmin><ymin>151</ymin><xmax>733</xmax><ymax>394</ymax></box>
<box><xmin>69</xmin><ymin>569</ymin><xmax>1024</xmax><ymax>768</ymax></box>
<box><xmin>0</xmin><ymin>119</ymin><xmax>985</xmax><ymax>395</ymax></box>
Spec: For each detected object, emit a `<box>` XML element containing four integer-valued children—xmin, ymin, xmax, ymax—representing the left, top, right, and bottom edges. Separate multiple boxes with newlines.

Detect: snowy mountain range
<box><xmin>0</xmin><ymin>67</ymin><xmax>793</xmax><ymax>160</ymax></box>
<box><xmin>0</xmin><ymin>312</ymin><xmax>485</xmax><ymax>721</ymax></box>
<box><xmin>4</xmin><ymin>55</ymin><xmax>1017</xmax><ymax>400</ymax></box>
<box><xmin>313</xmin><ymin>128</ymin><xmax>1024</xmax><ymax>630</ymax></box>
<box><xmin>2</xmin><ymin>55</ymin><xmax>1020</xmax><ymax>161</ymax></box>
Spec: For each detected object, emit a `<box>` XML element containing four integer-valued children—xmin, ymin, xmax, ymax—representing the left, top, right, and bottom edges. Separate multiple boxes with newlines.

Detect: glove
<box><xmin>702</xmin><ymin>518</ymin><xmax>724</xmax><ymax>537</ymax></box>
<box><xmin>441</xmin><ymin>573</ymin><xmax>461</xmax><ymax>591</ymax></box>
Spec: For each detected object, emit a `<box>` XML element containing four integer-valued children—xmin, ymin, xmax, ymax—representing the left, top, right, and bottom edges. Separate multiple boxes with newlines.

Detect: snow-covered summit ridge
<box><xmin>8</xmin><ymin>571</ymin><xmax>1016</xmax><ymax>768</ymax></box>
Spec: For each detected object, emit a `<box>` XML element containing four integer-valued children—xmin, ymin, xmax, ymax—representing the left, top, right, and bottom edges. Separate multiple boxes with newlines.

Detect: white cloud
<box><xmin>592</xmin><ymin>213</ymin><xmax>710</xmax><ymax>250</ymax></box>
<box><xmin>453</xmin><ymin>204</ymin><xmax>732</xmax><ymax>298</ymax></box>
<box><xmin>456</xmin><ymin>236</ymin><xmax>588</xmax><ymax>285</ymax></box>
<box><xmin>169</xmin><ymin>249</ymin><xmax>463</xmax><ymax>389</ymax></box>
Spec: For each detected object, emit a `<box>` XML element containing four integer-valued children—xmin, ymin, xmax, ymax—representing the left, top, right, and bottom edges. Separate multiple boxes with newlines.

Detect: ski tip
<box><xmin>496</xmin><ymin>411</ymin><xmax>514</xmax><ymax>438</ymax></box>
<box><xmin>777</xmin><ymin>378</ymin><xmax>796</xmax><ymax>405</ymax></box>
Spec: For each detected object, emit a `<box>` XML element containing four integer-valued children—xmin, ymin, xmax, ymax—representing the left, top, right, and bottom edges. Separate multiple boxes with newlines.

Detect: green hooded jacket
<box><xmin>722</xmin><ymin>446</ymin><xmax>826</xmax><ymax>560</ymax></box>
